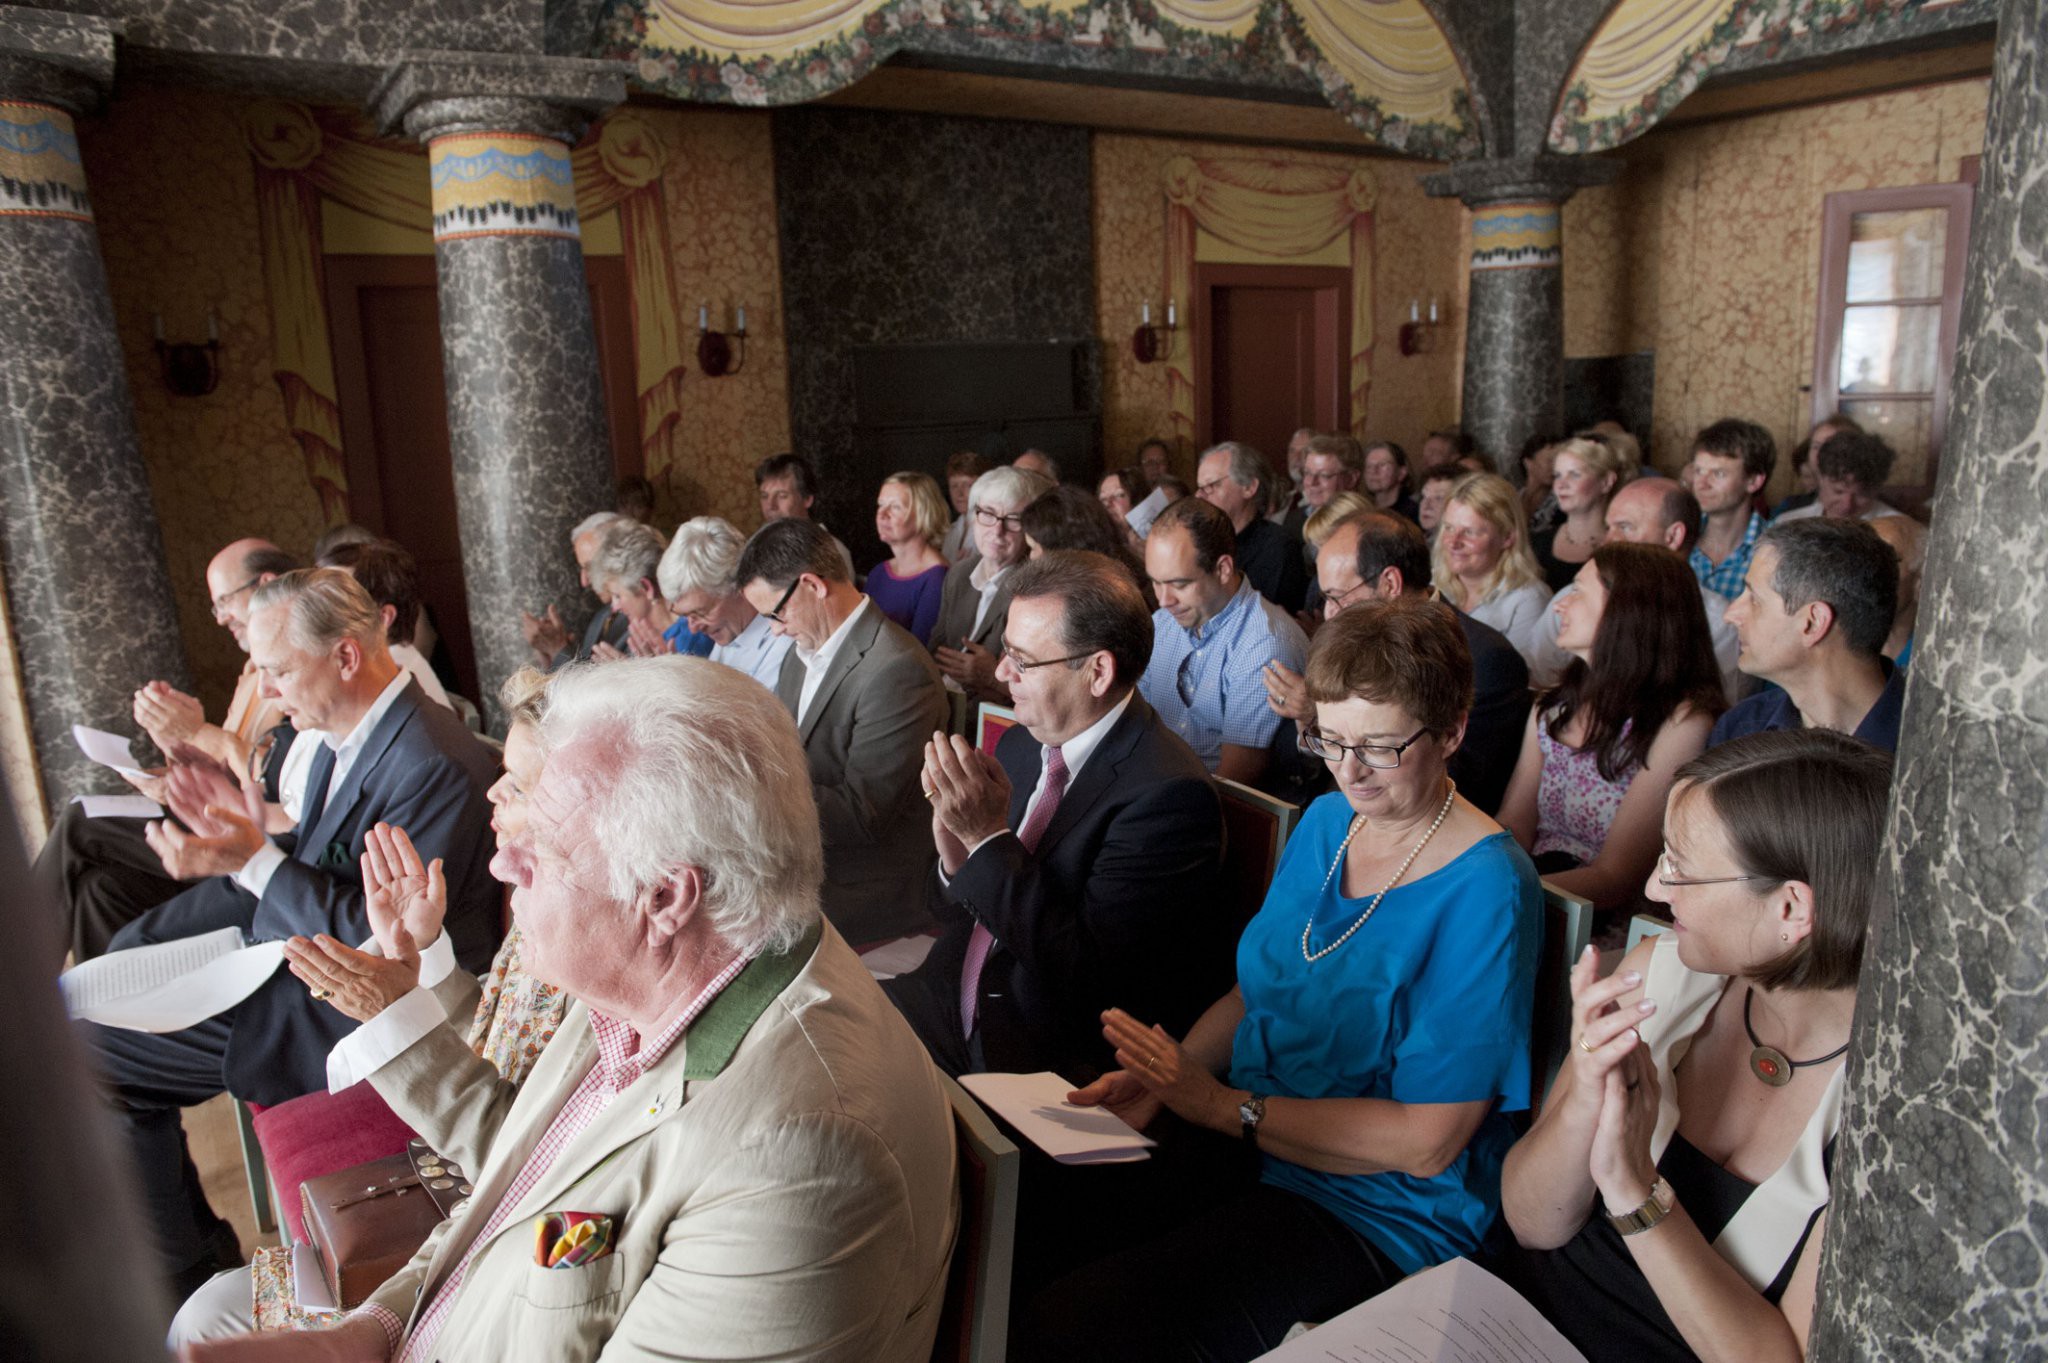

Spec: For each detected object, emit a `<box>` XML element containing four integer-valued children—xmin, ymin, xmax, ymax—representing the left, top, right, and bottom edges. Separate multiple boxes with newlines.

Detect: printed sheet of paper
<box><xmin>59</xmin><ymin>927</ymin><xmax>287</xmax><ymax>1033</ymax></box>
<box><xmin>960</xmin><ymin>1071</ymin><xmax>1156</xmax><ymax>1165</ymax></box>
<box><xmin>1124</xmin><ymin>486</ymin><xmax>1171</xmax><ymax>540</ymax></box>
<box><xmin>861</xmin><ymin>933</ymin><xmax>938</xmax><ymax>980</ymax></box>
<box><xmin>72</xmin><ymin>723</ymin><xmax>147</xmax><ymax>776</ymax></box>
<box><xmin>1251</xmin><ymin>1257</ymin><xmax>1590</xmax><ymax>1363</ymax></box>
<box><xmin>74</xmin><ymin>793</ymin><xmax>164</xmax><ymax>819</ymax></box>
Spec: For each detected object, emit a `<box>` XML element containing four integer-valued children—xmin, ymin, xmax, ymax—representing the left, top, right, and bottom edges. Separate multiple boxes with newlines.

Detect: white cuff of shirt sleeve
<box><xmin>234</xmin><ymin>839</ymin><xmax>287</xmax><ymax>899</ymax></box>
<box><xmin>415</xmin><ymin>930</ymin><xmax>457</xmax><ymax>989</ymax></box>
<box><xmin>325</xmin><ymin>986</ymin><xmax>450</xmax><ymax>1094</ymax></box>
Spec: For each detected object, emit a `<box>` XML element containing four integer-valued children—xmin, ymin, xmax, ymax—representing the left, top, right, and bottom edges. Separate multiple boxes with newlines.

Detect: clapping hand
<box><xmin>133</xmin><ymin>680</ymin><xmax>205</xmax><ymax>749</ymax></box>
<box><xmin>922</xmin><ymin>733</ymin><xmax>1009</xmax><ymax>875</ymax></box>
<box><xmin>1590</xmin><ymin>1047</ymin><xmax>1663</xmax><ymax>1215</ymax></box>
<box><xmin>1565</xmin><ymin>945</ymin><xmax>1657</xmax><ymax>1112</ymax></box>
<box><xmin>1080</xmin><ymin>1007</ymin><xmax>1226</xmax><ymax>1132</ymax></box>
<box><xmin>145</xmin><ymin>751</ymin><xmax>266</xmax><ymax>878</ymax></box>
<box><xmin>590</xmin><ymin>640</ymin><xmax>628</xmax><ymax>662</ymax></box>
<box><xmin>625</xmin><ymin>614</ymin><xmax>673</xmax><ymax>657</ymax></box>
<box><xmin>933</xmin><ymin>640</ymin><xmax>1002</xmax><ymax>699</ymax></box>
<box><xmin>1261</xmin><ymin>659</ymin><xmax>1312</xmax><ymax>724</ymax></box>
<box><xmin>285</xmin><ymin>823</ymin><xmax>445</xmax><ymax>1020</ymax></box>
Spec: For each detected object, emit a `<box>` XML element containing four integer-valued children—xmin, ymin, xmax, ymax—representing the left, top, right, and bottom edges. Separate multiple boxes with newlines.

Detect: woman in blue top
<box><xmin>866</xmin><ymin>471</ymin><xmax>951</xmax><ymax>644</ymax></box>
<box><xmin>1017</xmin><ymin>595</ymin><xmax>1542</xmax><ymax>1362</ymax></box>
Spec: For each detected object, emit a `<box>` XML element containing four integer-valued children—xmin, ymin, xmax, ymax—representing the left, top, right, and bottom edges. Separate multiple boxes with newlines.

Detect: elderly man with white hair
<box><xmin>176</xmin><ymin>659</ymin><xmax>960</xmax><ymax>1363</ymax></box>
<box><xmin>519</xmin><ymin>511</ymin><xmax>631</xmax><ymax>669</ymax></box>
<box><xmin>929</xmin><ymin>463</ymin><xmax>1055</xmax><ymax>702</ymax></box>
<box><xmin>657</xmin><ymin>516</ymin><xmax>795</xmax><ymax>689</ymax></box>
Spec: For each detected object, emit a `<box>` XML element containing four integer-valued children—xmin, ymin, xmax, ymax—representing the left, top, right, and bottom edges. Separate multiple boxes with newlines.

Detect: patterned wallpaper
<box><xmin>1561</xmin><ymin>75</ymin><xmax>1989</xmax><ymax>492</ymax></box>
<box><xmin>1093</xmin><ymin>131</ymin><xmax>1466</xmax><ymax>477</ymax></box>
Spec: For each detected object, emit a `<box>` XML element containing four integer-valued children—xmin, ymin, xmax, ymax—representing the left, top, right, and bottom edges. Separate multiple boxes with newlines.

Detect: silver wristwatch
<box><xmin>1238</xmin><ymin>1093</ymin><xmax>1268</xmax><ymax>1144</ymax></box>
<box><xmin>1606</xmin><ymin>1178</ymin><xmax>1675</xmax><ymax>1236</ymax></box>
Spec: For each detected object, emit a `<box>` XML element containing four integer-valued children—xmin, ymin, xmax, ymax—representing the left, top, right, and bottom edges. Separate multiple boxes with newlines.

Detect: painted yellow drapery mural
<box><xmin>242</xmin><ymin>102</ymin><xmax>691</xmax><ymax>523</ymax></box>
<box><xmin>1161</xmin><ymin>155</ymin><xmax>1378</xmax><ymax>448</ymax></box>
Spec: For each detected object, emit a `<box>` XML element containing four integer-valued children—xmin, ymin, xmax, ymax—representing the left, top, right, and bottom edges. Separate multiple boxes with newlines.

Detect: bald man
<box><xmin>33</xmin><ymin>538</ymin><xmax>302</xmax><ymax>963</ymax></box>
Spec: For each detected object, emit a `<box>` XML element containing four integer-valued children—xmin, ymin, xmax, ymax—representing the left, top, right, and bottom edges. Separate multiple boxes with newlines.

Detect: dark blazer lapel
<box><xmin>301</xmin><ymin>682</ymin><xmax>423</xmax><ymax>858</ymax></box>
<box><xmin>968</xmin><ymin>576</ymin><xmax>1014</xmax><ymax>650</ymax></box>
<box><xmin>797</xmin><ymin>606</ymin><xmax>882</xmax><ymax>745</ymax></box>
<box><xmin>1033</xmin><ymin>692</ymin><xmax>1149</xmax><ymax>852</ymax></box>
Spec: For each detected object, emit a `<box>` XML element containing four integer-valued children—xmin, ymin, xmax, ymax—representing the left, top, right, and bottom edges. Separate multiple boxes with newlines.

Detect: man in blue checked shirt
<box><xmin>1138</xmin><ymin>497</ymin><xmax>1309</xmax><ymax>790</ymax></box>
<box><xmin>1687</xmin><ymin>417</ymin><xmax>1776</xmax><ymax>599</ymax></box>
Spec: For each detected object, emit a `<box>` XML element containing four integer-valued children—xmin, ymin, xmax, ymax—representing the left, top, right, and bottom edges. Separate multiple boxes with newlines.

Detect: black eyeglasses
<box><xmin>1000</xmin><ymin>642</ymin><xmax>1097</xmax><ymax>672</ymax></box>
<box><xmin>974</xmin><ymin>507</ymin><xmax>1026</xmax><ymax>532</ymax></box>
<box><xmin>1299</xmin><ymin>725</ymin><xmax>1430</xmax><ymax>769</ymax></box>
<box><xmin>762</xmin><ymin>576</ymin><xmax>804</xmax><ymax>624</ymax></box>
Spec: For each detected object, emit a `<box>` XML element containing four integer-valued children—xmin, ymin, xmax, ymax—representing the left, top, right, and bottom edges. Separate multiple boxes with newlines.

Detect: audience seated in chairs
<box><xmin>739</xmin><ymin>517</ymin><xmax>949</xmax><ymax>943</ymax></box>
<box><xmin>1773</xmin><ymin>431</ymin><xmax>1904</xmax><ymax>523</ymax></box>
<box><xmin>869</xmin><ymin>471</ymin><xmax>953</xmax><ymax>645</ymax></box>
<box><xmin>1713</xmin><ymin>518</ymin><xmax>1902</xmax><ymax>751</ymax></box>
<box><xmin>1362</xmin><ymin>440</ymin><xmax>1420</xmax><ymax>525</ymax></box>
<box><xmin>1687</xmin><ymin>419</ymin><xmax>1777</xmax><ymax>601</ymax></box>
<box><xmin>1491</xmin><ymin>729</ymin><xmax>1892</xmax><ymax>1363</ymax></box>
<box><xmin>1138</xmin><ymin>496</ymin><xmax>1309</xmax><ymax>792</ymax></box>
<box><xmin>1416</xmin><ymin>459</ymin><xmax>1466</xmax><ymax>539</ymax></box>
<box><xmin>176</xmin><ymin>658</ymin><xmax>960</xmax><ymax>1363</ymax></box>
<box><xmin>1018</xmin><ymin>483</ymin><xmax>1150</xmax><ymax>604</ymax></box>
<box><xmin>1529</xmin><ymin>436</ymin><xmax>1630</xmax><ymax>593</ymax></box>
<box><xmin>942</xmin><ymin>450</ymin><xmax>992</xmax><ymax>564</ymax></box>
<box><xmin>1096</xmin><ymin>463</ymin><xmax>1151</xmax><ymax>552</ymax></box>
<box><xmin>1583</xmin><ymin>477</ymin><xmax>1744</xmax><ymax>701</ymax></box>
<box><xmin>1266</xmin><ymin>511</ymin><xmax>1531</xmax><ymax>817</ymax></box>
<box><xmin>931</xmin><ymin>464</ymin><xmax>1054</xmax><ymax>705</ymax></box>
<box><xmin>655</xmin><ymin>515</ymin><xmax>795</xmax><ymax>690</ymax></box>
<box><xmin>90</xmin><ymin>569</ymin><xmax>501</xmax><ymax>1300</ymax></box>
<box><xmin>1501</xmin><ymin>544</ymin><xmax>1725</xmax><ymax>913</ymax></box>
<box><xmin>1433</xmin><ymin>472</ymin><xmax>1556</xmax><ymax>673</ymax></box>
<box><xmin>1015</xmin><ymin>597</ymin><xmax>1540</xmax><ymax>1363</ymax></box>
<box><xmin>518</xmin><ymin>511</ymin><xmax>628</xmax><ymax>669</ymax></box>
<box><xmin>585</xmin><ymin>518</ymin><xmax>712</xmax><ymax>660</ymax></box>
<box><xmin>35</xmin><ymin>537</ymin><xmax>296</xmax><ymax>965</ymax></box>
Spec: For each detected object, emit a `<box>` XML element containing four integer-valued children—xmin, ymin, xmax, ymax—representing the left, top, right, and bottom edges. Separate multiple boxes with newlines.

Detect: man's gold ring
<box><xmin>310</xmin><ymin>988</ymin><xmax>333</xmax><ymax>1001</ymax></box>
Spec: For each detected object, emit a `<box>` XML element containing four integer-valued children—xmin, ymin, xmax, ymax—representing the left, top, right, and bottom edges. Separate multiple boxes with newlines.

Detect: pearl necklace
<box><xmin>1301</xmin><ymin>780</ymin><xmax>1457</xmax><ymax>964</ymax></box>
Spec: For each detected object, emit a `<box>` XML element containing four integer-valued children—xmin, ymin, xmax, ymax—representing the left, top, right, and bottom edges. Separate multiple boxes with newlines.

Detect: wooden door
<box><xmin>1195</xmin><ymin>263</ymin><xmax>1349</xmax><ymax>459</ymax></box>
<box><xmin>325</xmin><ymin>254</ymin><xmax>642</xmax><ymax>705</ymax></box>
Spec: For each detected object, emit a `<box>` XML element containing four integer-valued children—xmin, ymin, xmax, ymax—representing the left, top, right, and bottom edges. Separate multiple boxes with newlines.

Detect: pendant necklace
<box><xmin>1743</xmin><ymin>986</ymin><xmax>1849</xmax><ymax>1087</ymax></box>
<box><xmin>1301</xmin><ymin>780</ymin><xmax>1456</xmax><ymax>964</ymax></box>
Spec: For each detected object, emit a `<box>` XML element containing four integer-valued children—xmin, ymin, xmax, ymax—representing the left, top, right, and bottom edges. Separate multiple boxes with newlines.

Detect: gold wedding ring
<box><xmin>1577</xmin><ymin>1035</ymin><xmax>1597</xmax><ymax>1053</ymax></box>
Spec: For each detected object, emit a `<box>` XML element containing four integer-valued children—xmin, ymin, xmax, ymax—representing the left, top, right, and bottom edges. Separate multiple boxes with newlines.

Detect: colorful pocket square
<box><xmin>534</xmin><ymin>1211</ymin><xmax>615</xmax><ymax>1269</ymax></box>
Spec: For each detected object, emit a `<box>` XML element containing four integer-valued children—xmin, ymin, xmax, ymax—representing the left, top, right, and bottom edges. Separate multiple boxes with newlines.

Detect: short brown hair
<box><xmin>1304</xmin><ymin>595</ymin><xmax>1472</xmax><ymax>737</ymax></box>
<box><xmin>1305</xmin><ymin>432</ymin><xmax>1364</xmax><ymax>474</ymax></box>
<box><xmin>1671</xmin><ymin>729</ymin><xmax>1894</xmax><ymax>991</ymax></box>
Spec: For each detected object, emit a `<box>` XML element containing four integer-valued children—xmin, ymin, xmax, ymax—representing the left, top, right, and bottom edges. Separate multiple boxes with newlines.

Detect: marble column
<box><xmin>370</xmin><ymin>55</ymin><xmax>626</xmax><ymax>729</ymax></box>
<box><xmin>1809</xmin><ymin>0</ymin><xmax>2048</xmax><ymax>1352</ymax></box>
<box><xmin>1422</xmin><ymin>156</ymin><xmax>1618</xmax><ymax>471</ymax></box>
<box><xmin>0</xmin><ymin>9</ymin><xmax>192</xmax><ymax>809</ymax></box>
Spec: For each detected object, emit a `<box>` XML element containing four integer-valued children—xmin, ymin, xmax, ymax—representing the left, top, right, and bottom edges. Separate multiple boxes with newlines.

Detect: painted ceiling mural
<box><xmin>1551</xmin><ymin>0</ymin><xmax>1974</xmax><ymax>153</ymax></box>
<box><xmin>595</xmin><ymin>0</ymin><xmax>1480</xmax><ymax>157</ymax></box>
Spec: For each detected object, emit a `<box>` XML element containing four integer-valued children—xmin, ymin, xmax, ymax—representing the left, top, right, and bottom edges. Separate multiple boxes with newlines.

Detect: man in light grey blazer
<box><xmin>173</xmin><ymin>658</ymin><xmax>958</xmax><ymax>1363</ymax></box>
<box><xmin>739</xmin><ymin>519</ymin><xmax>949</xmax><ymax>944</ymax></box>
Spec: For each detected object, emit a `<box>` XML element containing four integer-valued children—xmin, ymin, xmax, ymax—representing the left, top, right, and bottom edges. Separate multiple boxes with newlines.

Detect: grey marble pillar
<box><xmin>1810</xmin><ymin>0</ymin><xmax>2048</xmax><ymax>1352</ymax></box>
<box><xmin>370</xmin><ymin>55</ymin><xmax>626</xmax><ymax>729</ymax></box>
<box><xmin>1422</xmin><ymin>157</ymin><xmax>1618</xmax><ymax>471</ymax></box>
<box><xmin>0</xmin><ymin>10</ymin><xmax>192</xmax><ymax>810</ymax></box>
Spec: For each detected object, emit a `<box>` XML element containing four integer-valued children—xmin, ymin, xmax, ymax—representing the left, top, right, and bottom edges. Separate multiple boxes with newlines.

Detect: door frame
<box><xmin>1192</xmin><ymin>261</ymin><xmax>1352</xmax><ymax>452</ymax></box>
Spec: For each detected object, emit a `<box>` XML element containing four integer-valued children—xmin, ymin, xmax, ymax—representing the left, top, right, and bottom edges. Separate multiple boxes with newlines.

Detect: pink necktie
<box><xmin>960</xmin><ymin>745</ymin><xmax>1067</xmax><ymax>1038</ymax></box>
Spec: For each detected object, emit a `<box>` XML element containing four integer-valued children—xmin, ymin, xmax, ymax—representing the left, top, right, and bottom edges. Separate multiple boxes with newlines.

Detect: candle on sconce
<box><xmin>698</xmin><ymin>303</ymin><xmax>710</xmax><ymax>332</ymax></box>
<box><xmin>735</xmin><ymin>304</ymin><xmax>748</xmax><ymax>335</ymax></box>
<box><xmin>1166</xmin><ymin>301</ymin><xmax>1177</xmax><ymax>328</ymax></box>
<box><xmin>1428</xmin><ymin>297</ymin><xmax>1440</xmax><ymax>325</ymax></box>
<box><xmin>1141</xmin><ymin>301</ymin><xmax>1151</xmax><ymax>326</ymax></box>
<box><xmin>1409</xmin><ymin>299</ymin><xmax>1421</xmax><ymax>324</ymax></box>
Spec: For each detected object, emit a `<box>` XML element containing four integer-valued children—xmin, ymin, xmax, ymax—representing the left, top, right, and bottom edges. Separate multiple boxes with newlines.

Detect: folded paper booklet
<box><xmin>72</xmin><ymin>723</ymin><xmax>147</xmax><ymax>776</ymax></box>
<box><xmin>1251</xmin><ymin>1257</ymin><xmax>1590</xmax><ymax>1363</ymax></box>
<box><xmin>59</xmin><ymin>927</ymin><xmax>286</xmax><ymax>1033</ymax></box>
<box><xmin>74</xmin><ymin>793</ymin><xmax>164</xmax><ymax>819</ymax></box>
<box><xmin>959</xmin><ymin>1071</ymin><xmax>1156</xmax><ymax>1165</ymax></box>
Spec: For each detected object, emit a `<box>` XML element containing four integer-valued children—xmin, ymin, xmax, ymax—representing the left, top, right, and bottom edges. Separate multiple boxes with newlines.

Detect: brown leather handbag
<box><xmin>298</xmin><ymin>1140</ymin><xmax>473</xmax><ymax>1308</ymax></box>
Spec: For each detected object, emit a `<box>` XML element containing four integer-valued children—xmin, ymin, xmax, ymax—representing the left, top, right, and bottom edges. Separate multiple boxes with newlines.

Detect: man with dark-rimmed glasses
<box><xmin>738</xmin><ymin>517</ymin><xmax>947</xmax><ymax>944</ymax></box>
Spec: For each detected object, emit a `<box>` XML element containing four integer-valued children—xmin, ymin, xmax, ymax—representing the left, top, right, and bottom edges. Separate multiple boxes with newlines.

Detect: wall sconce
<box><xmin>1398</xmin><ymin>297</ymin><xmax>1444</xmax><ymax>357</ymax></box>
<box><xmin>697</xmin><ymin>302</ymin><xmax>747</xmax><ymax>378</ymax></box>
<box><xmin>154</xmin><ymin>312</ymin><xmax>221</xmax><ymax>397</ymax></box>
<box><xmin>1131</xmin><ymin>299</ymin><xmax>1177</xmax><ymax>364</ymax></box>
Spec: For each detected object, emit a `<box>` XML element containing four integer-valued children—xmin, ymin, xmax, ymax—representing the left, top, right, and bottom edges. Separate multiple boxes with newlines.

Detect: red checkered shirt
<box><xmin>353</xmin><ymin>953</ymin><xmax>753</xmax><ymax>1362</ymax></box>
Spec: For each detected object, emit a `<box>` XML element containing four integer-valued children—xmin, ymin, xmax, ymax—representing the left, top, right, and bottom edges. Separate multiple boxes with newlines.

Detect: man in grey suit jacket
<box><xmin>930</xmin><ymin>463</ymin><xmax>1051</xmax><ymax>703</ymax></box>
<box><xmin>740</xmin><ymin>519</ymin><xmax>949</xmax><ymax>944</ymax></box>
<box><xmin>87</xmin><ymin>569</ymin><xmax>500</xmax><ymax>1299</ymax></box>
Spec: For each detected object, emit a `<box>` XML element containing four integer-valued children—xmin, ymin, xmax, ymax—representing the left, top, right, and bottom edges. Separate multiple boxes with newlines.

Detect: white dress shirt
<box><xmin>797</xmin><ymin>596</ymin><xmax>872</xmax><ymax>726</ymax></box>
<box><xmin>969</xmin><ymin>557</ymin><xmax>1012</xmax><ymax>637</ymax></box>
<box><xmin>711</xmin><ymin>610</ymin><xmax>797</xmax><ymax>691</ymax></box>
<box><xmin>274</xmin><ymin>649</ymin><xmax>452</xmax><ymax>822</ymax></box>
<box><xmin>235</xmin><ymin>669</ymin><xmax>413</xmax><ymax>900</ymax></box>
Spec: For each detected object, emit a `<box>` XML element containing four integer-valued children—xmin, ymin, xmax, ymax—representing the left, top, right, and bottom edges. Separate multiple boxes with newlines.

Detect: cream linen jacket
<box><xmin>362</xmin><ymin>922</ymin><xmax>959</xmax><ymax>1363</ymax></box>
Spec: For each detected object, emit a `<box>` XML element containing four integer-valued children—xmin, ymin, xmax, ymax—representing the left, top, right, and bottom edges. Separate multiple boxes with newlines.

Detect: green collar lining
<box><xmin>681</xmin><ymin>921</ymin><xmax>824</xmax><ymax>1080</ymax></box>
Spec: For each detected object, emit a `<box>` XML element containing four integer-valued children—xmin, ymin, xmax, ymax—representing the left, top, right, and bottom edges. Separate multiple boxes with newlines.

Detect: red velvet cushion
<box><xmin>250</xmin><ymin>1084</ymin><xmax>418</xmax><ymax>1242</ymax></box>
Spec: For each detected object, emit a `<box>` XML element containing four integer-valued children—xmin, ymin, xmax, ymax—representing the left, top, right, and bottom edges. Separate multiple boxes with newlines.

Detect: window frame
<box><xmin>1811</xmin><ymin>181</ymin><xmax>1974</xmax><ymax>506</ymax></box>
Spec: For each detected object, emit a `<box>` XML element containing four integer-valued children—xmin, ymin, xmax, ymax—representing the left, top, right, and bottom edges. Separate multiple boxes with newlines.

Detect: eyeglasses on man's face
<box><xmin>211</xmin><ymin>575</ymin><xmax>262</xmax><ymax>621</ymax></box>
<box><xmin>762</xmin><ymin>575</ymin><xmax>804</xmax><ymax>624</ymax></box>
<box><xmin>1299</xmin><ymin>725</ymin><xmax>1429</xmax><ymax>769</ymax></box>
<box><xmin>999</xmin><ymin>639</ymin><xmax>1096</xmax><ymax>673</ymax></box>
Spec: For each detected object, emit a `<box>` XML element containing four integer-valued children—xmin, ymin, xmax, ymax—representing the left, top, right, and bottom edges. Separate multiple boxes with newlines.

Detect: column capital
<box><xmin>370</xmin><ymin>52</ymin><xmax>629</xmax><ymax>146</ymax></box>
<box><xmin>0</xmin><ymin>7</ymin><xmax>118</xmax><ymax>113</ymax></box>
<box><xmin>1421</xmin><ymin>154</ymin><xmax>1620</xmax><ymax>209</ymax></box>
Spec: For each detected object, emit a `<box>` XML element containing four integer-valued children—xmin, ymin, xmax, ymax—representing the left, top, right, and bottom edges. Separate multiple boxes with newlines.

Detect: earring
<box><xmin>1782</xmin><ymin>933</ymin><xmax>1789</xmax><ymax>942</ymax></box>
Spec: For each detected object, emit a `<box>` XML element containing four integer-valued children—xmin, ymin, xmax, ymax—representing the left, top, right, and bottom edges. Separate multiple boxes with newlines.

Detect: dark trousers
<box><xmin>1014</xmin><ymin>1181</ymin><xmax>1404</xmax><ymax>1363</ymax></box>
<box><xmin>85</xmin><ymin>1013</ymin><xmax>238</xmax><ymax>1283</ymax></box>
<box><xmin>34</xmin><ymin>806</ymin><xmax>187</xmax><ymax>966</ymax></box>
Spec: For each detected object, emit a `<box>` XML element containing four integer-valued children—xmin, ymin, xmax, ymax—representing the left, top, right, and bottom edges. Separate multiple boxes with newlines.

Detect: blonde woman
<box><xmin>1531</xmin><ymin>437</ymin><xmax>1632</xmax><ymax>592</ymax></box>
<box><xmin>871</xmin><ymin>471</ymin><xmax>952</xmax><ymax>644</ymax></box>
<box><xmin>1433</xmin><ymin>473</ymin><xmax>1554</xmax><ymax>669</ymax></box>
